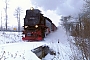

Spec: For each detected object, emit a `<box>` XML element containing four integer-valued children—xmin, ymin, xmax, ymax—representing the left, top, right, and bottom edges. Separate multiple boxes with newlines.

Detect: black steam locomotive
<box><xmin>22</xmin><ymin>7</ymin><xmax>57</xmax><ymax>41</ymax></box>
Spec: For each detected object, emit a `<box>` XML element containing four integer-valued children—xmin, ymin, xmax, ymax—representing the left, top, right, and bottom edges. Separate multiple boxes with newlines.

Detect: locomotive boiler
<box><xmin>22</xmin><ymin>7</ymin><xmax>57</xmax><ymax>41</ymax></box>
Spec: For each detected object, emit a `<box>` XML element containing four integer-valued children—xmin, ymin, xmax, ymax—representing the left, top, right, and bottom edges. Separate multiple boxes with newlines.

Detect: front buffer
<box><xmin>22</xmin><ymin>30</ymin><xmax>44</xmax><ymax>41</ymax></box>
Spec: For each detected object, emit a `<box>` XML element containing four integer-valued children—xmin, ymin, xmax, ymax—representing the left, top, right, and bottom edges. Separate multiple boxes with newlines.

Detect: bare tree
<box><xmin>4</xmin><ymin>0</ymin><xmax>9</xmax><ymax>30</ymax></box>
<box><xmin>14</xmin><ymin>7</ymin><xmax>22</xmax><ymax>32</ymax></box>
<box><xmin>83</xmin><ymin>0</ymin><xmax>90</xmax><ymax>59</ymax></box>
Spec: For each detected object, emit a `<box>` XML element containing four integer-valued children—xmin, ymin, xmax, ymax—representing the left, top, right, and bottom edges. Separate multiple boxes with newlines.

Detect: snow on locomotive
<box><xmin>22</xmin><ymin>7</ymin><xmax>57</xmax><ymax>41</ymax></box>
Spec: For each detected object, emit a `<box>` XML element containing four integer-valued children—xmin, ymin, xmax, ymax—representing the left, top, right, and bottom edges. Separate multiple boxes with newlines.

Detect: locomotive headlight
<box><xmin>22</xmin><ymin>34</ymin><xmax>25</xmax><ymax>37</ymax></box>
<box><xmin>25</xmin><ymin>26</ymin><xmax>28</xmax><ymax>28</ymax></box>
<box><xmin>30</xmin><ymin>7</ymin><xmax>34</xmax><ymax>10</ymax></box>
<box><xmin>35</xmin><ymin>25</ymin><xmax>38</xmax><ymax>28</ymax></box>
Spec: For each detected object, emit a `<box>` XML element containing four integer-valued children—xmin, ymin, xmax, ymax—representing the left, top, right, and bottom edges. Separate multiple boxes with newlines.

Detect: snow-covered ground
<box><xmin>0</xmin><ymin>26</ymin><xmax>75</xmax><ymax>60</ymax></box>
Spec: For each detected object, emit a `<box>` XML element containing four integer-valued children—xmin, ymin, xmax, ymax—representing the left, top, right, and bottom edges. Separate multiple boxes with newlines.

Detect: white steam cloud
<box><xmin>31</xmin><ymin>0</ymin><xmax>85</xmax><ymax>16</ymax></box>
<box><xmin>30</xmin><ymin>0</ymin><xmax>85</xmax><ymax>26</ymax></box>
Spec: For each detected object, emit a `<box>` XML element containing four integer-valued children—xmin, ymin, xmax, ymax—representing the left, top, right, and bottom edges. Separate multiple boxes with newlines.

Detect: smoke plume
<box><xmin>31</xmin><ymin>0</ymin><xmax>85</xmax><ymax>16</ymax></box>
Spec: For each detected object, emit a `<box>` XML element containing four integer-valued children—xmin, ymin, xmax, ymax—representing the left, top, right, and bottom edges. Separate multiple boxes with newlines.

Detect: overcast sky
<box><xmin>0</xmin><ymin>0</ymin><xmax>85</xmax><ymax>27</ymax></box>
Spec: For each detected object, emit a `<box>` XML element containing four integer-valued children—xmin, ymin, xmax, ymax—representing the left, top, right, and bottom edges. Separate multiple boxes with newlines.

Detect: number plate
<box><xmin>27</xmin><ymin>33</ymin><xmax>31</xmax><ymax>36</ymax></box>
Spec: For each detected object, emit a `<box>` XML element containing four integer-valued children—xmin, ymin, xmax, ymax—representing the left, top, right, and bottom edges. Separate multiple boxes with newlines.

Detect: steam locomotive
<box><xmin>22</xmin><ymin>7</ymin><xmax>57</xmax><ymax>41</ymax></box>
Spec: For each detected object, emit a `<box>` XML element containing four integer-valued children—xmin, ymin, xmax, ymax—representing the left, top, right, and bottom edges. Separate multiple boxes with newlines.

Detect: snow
<box><xmin>0</xmin><ymin>26</ymin><xmax>73</xmax><ymax>60</ymax></box>
<box><xmin>0</xmin><ymin>42</ymin><xmax>44</xmax><ymax>60</ymax></box>
<box><xmin>44</xmin><ymin>26</ymin><xmax>68</xmax><ymax>43</ymax></box>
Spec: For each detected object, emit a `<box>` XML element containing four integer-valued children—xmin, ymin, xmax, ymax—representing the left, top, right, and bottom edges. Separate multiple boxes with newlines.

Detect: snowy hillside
<box><xmin>0</xmin><ymin>26</ymin><xmax>75</xmax><ymax>60</ymax></box>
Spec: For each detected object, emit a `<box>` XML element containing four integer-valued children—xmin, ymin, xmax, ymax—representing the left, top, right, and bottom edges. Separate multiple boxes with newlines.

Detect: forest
<box><xmin>60</xmin><ymin>0</ymin><xmax>90</xmax><ymax>59</ymax></box>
